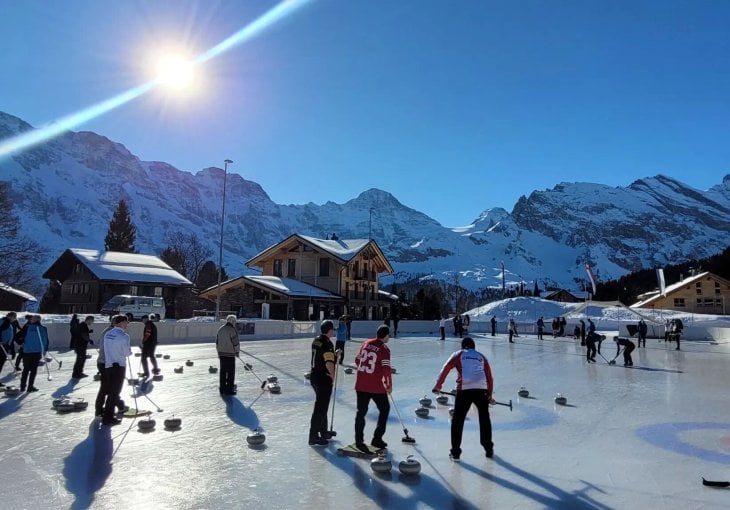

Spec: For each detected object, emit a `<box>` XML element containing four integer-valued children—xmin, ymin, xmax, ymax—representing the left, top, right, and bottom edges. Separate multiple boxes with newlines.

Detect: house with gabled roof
<box><xmin>0</xmin><ymin>282</ymin><xmax>37</xmax><ymax>311</ymax></box>
<box><xmin>631</xmin><ymin>271</ymin><xmax>730</xmax><ymax>315</ymax></box>
<box><xmin>199</xmin><ymin>234</ymin><xmax>395</xmax><ymax>320</ymax></box>
<box><xmin>43</xmin><ymin>248</ymin><xmax>193</xmax><ymax>317</ymax></box>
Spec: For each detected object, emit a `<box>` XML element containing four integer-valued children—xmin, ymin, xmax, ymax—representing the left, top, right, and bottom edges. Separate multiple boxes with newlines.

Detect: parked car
<box><xmin>100</xmin><ymin>295</ymin><xmax>165</xmax><ymax>321</ymax></box>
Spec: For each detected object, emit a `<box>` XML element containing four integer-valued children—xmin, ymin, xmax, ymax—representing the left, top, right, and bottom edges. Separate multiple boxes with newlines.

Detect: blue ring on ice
<box><xmin>390</xmin><ymin>401</ymin><xmax>558</xmax><ymax>432</ymax></box>
<box><xmin>636</xmin><ymin>422</ymin><xmax>730</xmax><ymax>465</ymax></box>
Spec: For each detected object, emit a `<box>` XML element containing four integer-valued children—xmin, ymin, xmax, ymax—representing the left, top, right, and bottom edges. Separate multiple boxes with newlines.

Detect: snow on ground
<box><xmin>1</xmin><ymin>330</ymin><xmax>730</xmax><ymax>509</ymax></box>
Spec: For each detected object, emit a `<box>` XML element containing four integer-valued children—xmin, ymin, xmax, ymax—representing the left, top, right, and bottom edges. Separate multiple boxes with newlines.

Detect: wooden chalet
<box><xmin>0</xmin><ymin>282</ymin><xmax>37</xmax><ymax>312</ymax></box>
<box><xmin>199</xmin><ymin>234</ymin><xmax>395</xmax><ymax>320</ymax></box>
<box><xmin>43</xmin><ymin>248</ymin><xmax>193</xmax><ymax>317</ymax></box>
<box><xmin>632</xmin><ymin>271</ymin><xmax>730</xmax><ymax>315</ymax></box>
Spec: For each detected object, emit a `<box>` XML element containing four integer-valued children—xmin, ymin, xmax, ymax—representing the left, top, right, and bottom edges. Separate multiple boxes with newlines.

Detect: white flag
<box><xmin>656</xmin><ymin>268</ymin><xmax>666</xmax><ymax>296</ymax></box>
<box><xmin>584</xmin><ymin>263</ymin><xmax>597</xmax><ymax>295</ymax></box>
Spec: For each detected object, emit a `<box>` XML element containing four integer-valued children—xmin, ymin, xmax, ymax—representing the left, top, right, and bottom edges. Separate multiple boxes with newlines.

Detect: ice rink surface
<box><xmin>1</xmin><ymin>332</ymin><xmax>730</xmax><ymax>510</ymax></box>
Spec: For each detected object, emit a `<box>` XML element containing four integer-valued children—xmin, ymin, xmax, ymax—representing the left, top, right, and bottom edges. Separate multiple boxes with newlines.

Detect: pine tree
<box><xmin>104</xmin><ymin>199</ymin><xmax>137</xmax><ymax>252</ymax></box>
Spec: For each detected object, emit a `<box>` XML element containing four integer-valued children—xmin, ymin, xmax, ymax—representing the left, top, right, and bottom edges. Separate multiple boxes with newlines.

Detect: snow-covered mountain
<box><xmin>2</xmin><ymin>111</ymin><xmax>729</xmax><ymax>293</ymax></box>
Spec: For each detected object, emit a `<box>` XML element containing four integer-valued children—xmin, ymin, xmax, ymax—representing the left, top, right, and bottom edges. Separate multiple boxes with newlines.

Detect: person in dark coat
<box><xmin>0</xmin><ymin>312</ymin><xmax>19</xmax><ymax>381</ymax></box>
<box><xmin>140</xmin><ymin>314</ymin><xmax>160</xmax><ymax>379</ymax></box>
<box><xmin>309</xmin><ymin>320</ymin><xmax>336</xmax><ymax>446</ymax></box>
<box><xmin>490</xmin><ymin>316</ymin><xmax>496</xmax><ymax>336</ymax></box>
<box><xmin>580</xmin><ymin>319</ymin><xmax>586</xmax><ymax>346</ymax></box>
<box><xmin>69</xmin><ymin>314</ymin><xmax>80</xmax><ymax>351</ymax></box>
<box><xmin>72</xmin><ymin>316</ymin><xmax>94</xmax><ymax>378</ymax></box>
<box><xmin>637</xmin><ymin>319</ymin><xmax>648</xmax><ymax>348</ymax></box>
<box><xmin>614</xmin><ymin>336</ymin><xmax>635</xmax><ymax>366</ymax></box>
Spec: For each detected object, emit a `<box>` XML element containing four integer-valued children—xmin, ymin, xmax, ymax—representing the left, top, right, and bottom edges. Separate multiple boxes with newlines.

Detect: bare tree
<box><xmin>160</xmin><ymin>231</ymin><xmax>213</xmax><ymax>283</ymax></box>
<box><xmin>0</xmin><ymin>181</ymin><xmax>46</xmax><ymax>291</ymax></box>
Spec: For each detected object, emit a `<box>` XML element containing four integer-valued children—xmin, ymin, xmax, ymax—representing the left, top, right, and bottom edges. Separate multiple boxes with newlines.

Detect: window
<box><xmin>287</xmin><ymin>259</ymin><xmax>296</xmax><ymax>277</ymax></box>
<box><xmin>319</xmin><ymin>258</ymin><xmax>329</xmax><ymax>277</ymax></box>
<box><xmin>273</xmin><ymin>259</ymin><xmax>283</xmax><ymax>277</ymax></box>
<box><xmin>130</xmin><ymin>286</ymin><xmax>138</xmax><ymax>296</ymax></box>
<box><xmin>154</xmin><ymin>287</ymin><xmax>163</xmax><ymax>297</ymax></box>
<box><xmin>673</xmin><ymin>298</ymin><xmax>685</xmax><ymax>307</ymax></box>
<box><xmin>716</xmin><ymin>282</ymin><xmax>721</xmax><ymax>295</ymax></box>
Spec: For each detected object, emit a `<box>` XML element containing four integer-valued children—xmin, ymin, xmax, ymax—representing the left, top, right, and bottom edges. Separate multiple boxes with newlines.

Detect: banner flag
<box><xmin>656</xmin><ymin>268</ymin><xmax>666</xmax><ymax>296</ymax></box>
<box><xmin>584</xmin><ymin>263</ymin><xmax>597</xmax><ymax>295</ymax></box>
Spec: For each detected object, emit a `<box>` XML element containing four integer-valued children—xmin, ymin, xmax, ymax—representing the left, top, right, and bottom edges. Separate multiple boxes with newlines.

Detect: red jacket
<box><xmin>354</xmin><ymin>338</ymin><xmax>392</xmax><ymax>393</ymax></box>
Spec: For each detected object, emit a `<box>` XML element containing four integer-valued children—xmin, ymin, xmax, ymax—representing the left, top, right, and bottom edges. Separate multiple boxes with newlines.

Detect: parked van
<box><xmin>100</xmin><ymin>295</ymin><xmax>166</xmax><ymax>321</ymax></box>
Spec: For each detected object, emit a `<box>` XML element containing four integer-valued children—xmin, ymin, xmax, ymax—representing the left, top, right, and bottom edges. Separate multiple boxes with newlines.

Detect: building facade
<box><xmin>632</xmin><ymin>271</ymin><xmax>730</xmax><ymax>315</ymax></box>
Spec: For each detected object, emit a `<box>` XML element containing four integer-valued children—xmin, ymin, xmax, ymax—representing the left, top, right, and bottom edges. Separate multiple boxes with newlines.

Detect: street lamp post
<box><xmin>215</xmin><ymin>159</ymin><xmax>233</xmax><ymax>320</ymax></box>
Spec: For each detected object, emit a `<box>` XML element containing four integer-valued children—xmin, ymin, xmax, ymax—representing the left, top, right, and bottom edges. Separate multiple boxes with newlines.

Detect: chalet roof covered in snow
<box><xmin>43</xmin><ymin>248</ymin><xmax>192</xmax><ymax>286</ymax></box>
<box><xmin>0</xmin><ymin>282</ymin><xmax>37</xmax><ymax>302</ymax></box>
<box><xmin>200</xmin><ymin>275</ymin><xmax>342</xmax><ymax>300</ymax></box>
<box><xmin>631</xmin><ymin>271</ymin><xmax>729</xmax><ymax>308</ymax></box>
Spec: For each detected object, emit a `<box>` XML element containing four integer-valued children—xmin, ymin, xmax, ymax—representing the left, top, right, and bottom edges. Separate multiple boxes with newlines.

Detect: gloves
<box><xmin>432</xmin><ymin>387</ymin><xmax>440</xmax><ymax>395</ymax></box>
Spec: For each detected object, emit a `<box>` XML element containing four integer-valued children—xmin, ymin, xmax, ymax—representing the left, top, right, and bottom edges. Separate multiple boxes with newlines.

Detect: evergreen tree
<box><xmin>104</xmin><ymin>199</ymin><xmax>137</xmax><ymax>252</ymax></box>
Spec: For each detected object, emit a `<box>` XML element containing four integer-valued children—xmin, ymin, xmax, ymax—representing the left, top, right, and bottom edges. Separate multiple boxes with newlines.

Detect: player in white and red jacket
<box><xmin>433</xmin><ymin>337</ymin><xmax>495</xmax><ymax>461</ymax></box>
<box><xmin>353</xmin><ymin>325</ymin><xmax>392</xmax><ymax>453</ymax></box>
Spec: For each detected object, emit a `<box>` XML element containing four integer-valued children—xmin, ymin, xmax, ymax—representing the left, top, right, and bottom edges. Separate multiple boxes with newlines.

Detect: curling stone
<box><xmin>436</xmin><ymin>395</ymin><xmax>448</xmax><ymax>405</ymax></box>
<box><xmin>52</xmin><ymin>397</ymin><xmax>69</xmax><ymax>408</ymax></box>
<box><xmin>44</xmin><ymin>356</ymin><xmax>53</xmax><ymax>363</ymax></box>
<box><xmin>174</xmin><ymin>366</ymin><xmax>183</xmax><ymax>374</ymax></box>
<box><xmin>398</xmin><ymin>455</ymin><xmax>422</xmax><ymax>475</ymax></box>
<box><xmin>419</xmin><ymin>396</ymin><xmax>432</xmax><ymax>407</ymax></box>
<box><xmin>267</xmin><ymin>374</ymin><xmax>278</xmax><ymax>383</ymax></box>
<box><xmin>415</xmin><ymin>407</ymin><xmax>429</xmax><ymax>418</ymax></box>
<box><xmin>155</xmin><ymin>353</ymin><xmax>162</xmax><ymax>358</ymax></box>
<box><xmin>344</xmin><ymin>367</ymin><xmax>353</xmax><ymax>374</ymax></box>
<box><xmin>138</xmin><ymin>418</ymin><xmax>156</xmax><ymax>431</ymax></box>
<box><xmin>163</xmin><ymin>354</ymin><xmax>170</xmax><ymax>360</ymax></box>
<box><xmin>449</xmin><ymin>408</ymin><xmax>455</xmax><ymax>417</ymax></box>
<box><xmin>134</xmin><ymin>352</ymin><xmax>141</xmax><ymax>357</ymax></box>
<box><xmin>185</xmin><ymin>360</ymin><xmax>194</xmax><ymax>367</ymax></box>
<box><xmin>74</xmin><ymin>399</ymin><xmax>89</xmax><ymax>410</ymax></box>
<box><xmin>370</xmin><ymin>455</ymin><xmax>392</xmax><ymax>474</ymax></box>
<box><xmin>209</xmin><ymin>366</ymin><xmax>218</xmax><ymax>374</ymax></box>
<box><xmin>93</xmin><ymin>373</ymin><xmax>102</xmax><ymax>381</ymax></box>
<box><xmin>391</xmin><ymin>368</ymin><xmax>397</xmax><ymax>374</ymax></box>
<box><xmin>246</xmin><ymin>429</ymin><xmax>266</xmax><ymax>446</ymax></box>
<box><xmin>267</xmin><ymin>382</ymin><xmax>281</xmax><ymax>394</ymax></box>
<box><xmin>518</xmin><ymin>387</ymin><xmax>529</xmax><ymax>398</ymax></box>
<box><xmin>57</xmin><ymin>402</ymin><xmax>75</xmax><ymax>413</ymax></box>
<box><xmin>153</xmin><ymin>374</ymin><xmax>163</xmax><ymax>381</ymax></box>
<box><xmin>4</xmin><ymin>386</ymin><xmax>20</xmax><ymax>397</ymax></box>
<box><xmin>304</xmin><ymin>371</ymin><xmax>311</xmax><ymax>380</ymax></box>
<box><xmin>554</xmin><ymin>393</ymin><xmax>567</xmax><ymax>406</ymax></box>
<box><xmin>164</xmin><ymin>416</ymin><xmax>182</xmax><ymax>429</ymax></box>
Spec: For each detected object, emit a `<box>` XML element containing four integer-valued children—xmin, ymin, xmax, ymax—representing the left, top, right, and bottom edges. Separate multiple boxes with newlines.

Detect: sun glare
<box><xmin>155</xmin><ymin>54</ymin><xmax>195</xmax><ymax>89</ymax></box>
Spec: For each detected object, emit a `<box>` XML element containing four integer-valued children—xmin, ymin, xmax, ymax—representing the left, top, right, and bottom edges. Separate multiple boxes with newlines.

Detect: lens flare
<box><xmin>0</xmin><ymin>0</ymin><xmax>314</xmax><ymax>160</ymax></box>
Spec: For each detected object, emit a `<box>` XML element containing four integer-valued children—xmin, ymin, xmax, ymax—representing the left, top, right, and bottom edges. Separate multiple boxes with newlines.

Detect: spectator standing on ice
<box><xmin>69</xmin><ymin>314</ymin><xmax>80</xmax><ymax>351</ymax></box>
<box><xmin>140</xmin><ymin>314</ymin><xmax>160</xmax><ymax>378</ymax></box>
<box><xmin>345</xmin><ymin>315</ymin><xmax>352</xmax><ymax>340</ymax></box>
<box><xmin>216</xmin><ymin>315</ymin><xmax>240</xmax><ymax>395</ymax></box>
<box><xmin>508</xmin><ymin>319</ymin><xmax>517</xmax><ymax>343</ymax></box>
<box><xmin>335</xmin><ymin>316</ymin><xmax>347</xmax><ymax>365</ymax></box>
<box><xmin>0</xmin><ymin>312</ymin><xmax>19</xmax><ymax>380</ymax></box>
<box><xmin>536</xmin><ymin>316</ymin><xmax>544</xmax><ymax>340</ymax></box>
<box><xmin>490</xmin><ymin>316</ymin><xmax>496</xmax><ymax>336</ymax></box>
<box><xmin>432</xmin><ymin>336</ymin><xmax>495</xmax><ymax>462</ymax></box>
<box><xmin>102</xmin><ymin>315</ymin><xmax>131</xmax><ymax>425</ymax></box>
<box><xmin>309</xmin><ymin>320</ymin><xmax>336</xmax><ymax>446</ymax></box>
<box><xmin>353</xmin><ymin>325</ymin><xmax>392</xmax><ymax>454</ymax></box>
<box><xmin>462</xmin><ymin>314</ymin><xmax>470</xmax><ymax>336</ymax></box>
<box><xmin>20</xmin><ymin>315</ymin><xmax>49</xmax><ymax>392</ymax></box>
<box><xmin>393</xmin><ymin>316</ymin><xmax>400</xmax><ymax>338</ymax></box>
<box><xmin>637</xmin><ymin>319</ymin><xmax>647</xmax><ymax>348</ymax></box>
<box><xmin>72</xmin><ymin>315</ymin><xmax>94</xmax><ymax>379</ymax></box>
<box><xmin>439</xmin><ymin>317</ymin><xmax>447</xmax><ymax>341</ymax></box>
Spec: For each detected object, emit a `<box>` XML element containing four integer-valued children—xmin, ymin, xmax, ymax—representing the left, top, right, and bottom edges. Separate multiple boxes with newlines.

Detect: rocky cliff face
<box><xmin>1</xmin><ymin>110</ymin><xmax>728</xmax><ymax>292</ymax></box>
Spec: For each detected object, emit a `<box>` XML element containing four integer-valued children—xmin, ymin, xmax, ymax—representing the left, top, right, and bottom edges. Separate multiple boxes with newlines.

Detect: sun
<box><xmin>155</xmin><ymin>54</ymin><xmax>195</xmax><ymax>89</ymax></box>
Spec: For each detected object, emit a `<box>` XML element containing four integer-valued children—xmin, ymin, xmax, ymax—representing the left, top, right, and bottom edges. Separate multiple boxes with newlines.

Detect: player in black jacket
<box><xmin>309</xmin><ymin>320</ymin><xmax>336</xmax><ymax>446</ymax></box>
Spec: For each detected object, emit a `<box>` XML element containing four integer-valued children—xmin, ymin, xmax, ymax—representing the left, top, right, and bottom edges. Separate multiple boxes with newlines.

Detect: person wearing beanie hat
<box><xmin>216</xmin><ymin>315</ymin><xmax>240</xmax><ymax>395</ymax></box>
<box><xmin>309</xmin><ymin>320</ymin><xmax>336</xmax><ymax>446</ymax></box>
<box><xmin>433</xmin><ymin>336</ymin><xmax>495</xmax><ymax>461</ymax></box>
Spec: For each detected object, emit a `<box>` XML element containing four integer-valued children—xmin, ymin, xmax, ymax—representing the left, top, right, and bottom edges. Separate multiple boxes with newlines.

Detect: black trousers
<box><xmin>537</xmin><ymin>327</ymin><xmax>543</xmax><ymax>340</ymax></box>
<box><xmin>638</xmin><ymin>332</ymin><xmax>646</xmax><ymax>347</ymax></box>
<box><xmin>355</xmin><ymin>391</ymin><xmax>389</xmax><ymax>444</ymax></box>
<box><xmin>141</xmin><ymin>342</ymin><xmax>158</xmax><ymax>376</ymax></box>
<box><xmin>622</xmin><ymin>341</ymin><xmax>635</xmax><ymax>365</ymax></box>
<box><xmin>0</xmin><ymin>344</ymin><xmax>7</xmax><ymax>373</ymax></box>
<box><xmin>20</xmin><ymin>352</ymin><xmax>41</xmax><ymax>389</ymax></box>
<box><xmin>491</xmin><ymin>325</ymin><xmax>495</xmax><ymax>336</ymax></box>
<box><xmin>335</xmin><ymin>340</ymin><xmax>346</xmax><ymax>365</ymax></box>
<box><xmin>95</xmin><ymin>363</ymin><xmax>126</xmax><ymax>416</ymax></box>
<box><xmin>14</xmin><ymin>347</ymin><xmax>23</xmax><ymax>370</ymax></box>
<box><xmin>103</xmin><ymin>364</ymin><xmax>126</xmax><ymax>422</ymax></box>
<box><xmin>72</xmin><ymin>343</ymin><xmax>88</xmax><ymax>377</ymax></box>
<box><xmin>309</xmin><ymin>378</ymin><xmax>332</xmax><ymax>440</ymax></box>
<box><xmin>219</xmin><ymin>356</ymin><xmax>235</xmax><ymax>393</ymax></box>
<box><xmin>586</xmin><ymin>339</ymin><xmax>596</xmax><ymax>361</ymax></box>
<box><xmin>440</xmin><ymin>326</ymin><xmax>445</xmax><ymax>340</ymax></box>
<box><xmin>450</xmin><ymin>388</ymin><xmax>493</xmax><ymax>457</ymax></box>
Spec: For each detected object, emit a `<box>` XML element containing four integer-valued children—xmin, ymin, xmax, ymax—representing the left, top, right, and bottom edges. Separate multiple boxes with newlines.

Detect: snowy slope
<box><xmin>1</xmin><ymin>110</ymin><xmax>729</xmax><ymax>294</ymax></box>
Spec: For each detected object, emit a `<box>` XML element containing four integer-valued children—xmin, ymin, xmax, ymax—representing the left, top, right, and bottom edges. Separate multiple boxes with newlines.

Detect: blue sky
<box><xmin>1</xmin><ymin>0</ymin><xmax>729</xmax><ymax>227</ymax></box>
